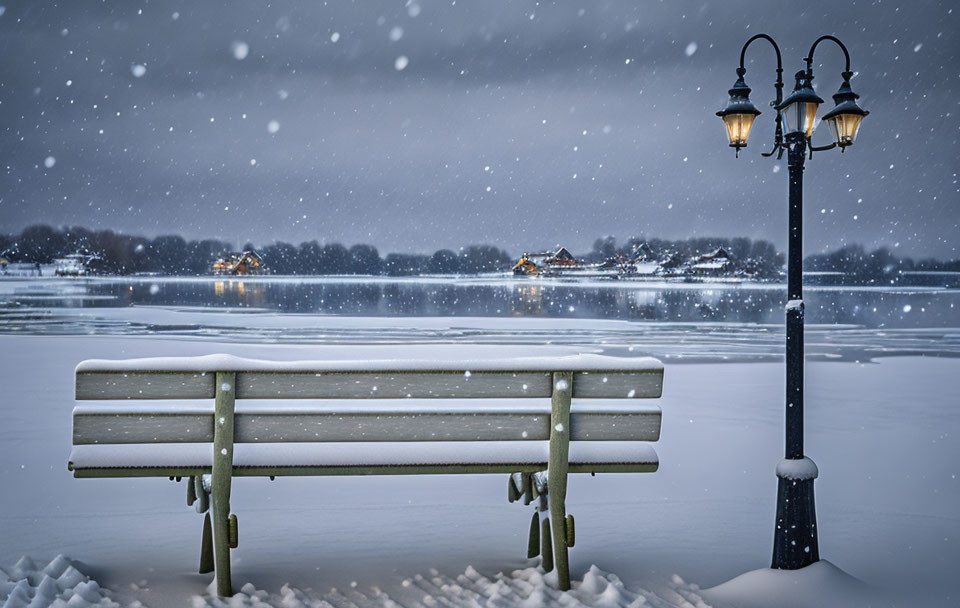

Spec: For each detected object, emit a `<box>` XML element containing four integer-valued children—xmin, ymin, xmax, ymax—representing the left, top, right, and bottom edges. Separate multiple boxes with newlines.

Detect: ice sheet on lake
<box><xmin>3</xmin><ymin>304</ymin><xmax>956</xmax><ymax>362</ymax></box>
<box><xmin>2</xmin><ymin>276</ymin><xmax>958</xmax><ymax>362</ymax></box>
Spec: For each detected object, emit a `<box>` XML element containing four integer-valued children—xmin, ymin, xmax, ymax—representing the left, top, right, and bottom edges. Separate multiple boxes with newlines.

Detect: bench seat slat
<box><xmin>69</xmin><ymin>441</ymin><xmax>659</xmax><ymax>473</ymax></box>
<box><xmin>73</xmin><ymin>400</ymin><xmax>661</xmax><ymax>444</ymax></box>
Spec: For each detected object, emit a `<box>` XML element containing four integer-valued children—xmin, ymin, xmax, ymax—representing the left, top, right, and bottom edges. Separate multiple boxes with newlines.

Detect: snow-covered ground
<box><xmin>1</xmin><ymin>287</ymin><xmax>958</xmax><ymax>606</ymax></box>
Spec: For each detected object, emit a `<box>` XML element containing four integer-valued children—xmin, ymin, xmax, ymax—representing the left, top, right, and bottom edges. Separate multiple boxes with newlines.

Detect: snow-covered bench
<box><xmin>69</xmin><ymin>354</ymin><xmax>664</xmax><ymax>596</ymax></box>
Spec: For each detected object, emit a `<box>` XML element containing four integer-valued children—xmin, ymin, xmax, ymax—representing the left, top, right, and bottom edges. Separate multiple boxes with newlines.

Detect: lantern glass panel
<box><xmin>781</xmin><ymin>101</ymin><xmax>820</xmax><ymax>137</ymax></box>
<box><xmin>722</xmin><ymin>113</ymin><xmax>757</xmax><ymax>147</ymax></box>
<box><xmin>827</xmin><ymin>113</ymin><xmax>864</xmax><ymax>146</ymax></box>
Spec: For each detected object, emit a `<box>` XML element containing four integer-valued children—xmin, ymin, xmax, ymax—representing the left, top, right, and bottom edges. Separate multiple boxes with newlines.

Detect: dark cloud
<box><xmin>1</xmin><ymin>1</ymin><xmax>957</xmax><ymax>257</ymax></box>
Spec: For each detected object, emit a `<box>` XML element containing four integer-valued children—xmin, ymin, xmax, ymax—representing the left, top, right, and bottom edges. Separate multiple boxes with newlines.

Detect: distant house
<box><xmin>512</xmin><ymin>247</ymin><xmax>582</xmax><ymax>276</ymax></box>
<box><xmin>658</xmin><ymin>251</ymin><xmax>685</xmax><ymax>273</ymax></box>
<box><xmin>687</xmin><ymin>247</ymin><xmax>734</xmax><ymax>275</ymax></box>
<box><xmin>628</xmin><ymin>242</ymin><xmax>655</xmax><ymax>263</ymax></box>
<box><xmin>212</xmin><ymin>251</ymin><xmax>265</xmax><ymax>275</ymax></box>
<box><xmin>544</xmin><ymin>247</ymin><xmax>579</xmax><ymax>267</ymax></box>
<box><xmin>512</xmin><ymin>253</ymin><xmax>538</xmax><ymax>275</ymax></box>
<box><xmin>620</xmin><ymin>243</ymin><xmax>659</xmax><ymax>276</ymax></box>
<box><xmin>54</xmin><ymin>252</ymin><xmax>103</xmax><ymax>276</ymax></box>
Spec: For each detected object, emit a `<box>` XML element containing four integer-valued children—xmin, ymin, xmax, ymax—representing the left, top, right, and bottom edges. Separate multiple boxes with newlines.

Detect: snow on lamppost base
<box><xmin>773</xmin><ymin>457</ymin><xmax>820</xmax><ymax>569</ymax></box>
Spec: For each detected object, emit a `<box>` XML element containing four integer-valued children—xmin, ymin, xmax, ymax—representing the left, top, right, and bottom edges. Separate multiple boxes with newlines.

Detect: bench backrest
<box><xmin>74</xmin><ymin>354</ymin><xmax>663</xmax><ymax>446</ymax></box>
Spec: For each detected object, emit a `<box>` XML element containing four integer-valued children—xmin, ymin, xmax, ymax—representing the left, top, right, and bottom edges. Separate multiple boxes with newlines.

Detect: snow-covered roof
<box><xmin>691</xmin><ymin>260</ymin><xmax>731</xmax><ymax>270</ymax></box>
<box><xmin>632</xmin><ymin>262</ymin><xmax>660</xmax><ymax>275</ymax></box>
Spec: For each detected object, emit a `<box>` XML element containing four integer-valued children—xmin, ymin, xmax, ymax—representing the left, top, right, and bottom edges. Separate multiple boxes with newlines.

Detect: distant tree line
<box><xmin>255</xmin><ymin>241</ymin><xmax>511</xmax><ymax>275</ymax></box>
<box><xmin>0</xmin><ymin>225</ymin><xmax>512</xmax><ymax>276</ymax></box>
<box><xmin>3</xmin><ymin>225</ymin><xmax>955</xmax><ymax>281</ymax></box>
<box><xmin>804</xmin><ymin>244</ymin><xmax>960</xmax><ymax>283</ymax></box>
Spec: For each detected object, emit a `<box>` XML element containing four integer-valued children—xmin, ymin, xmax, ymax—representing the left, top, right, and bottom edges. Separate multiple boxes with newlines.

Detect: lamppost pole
<box><xmin>772</xmin><ymin>129</ymin><xmax>820</xmax><ymax>569</ymax></box>
<box><xmin>785</xmin><ymin>132</ymin><xmax>805</xmax><ymax>463</ymax></box>
<box><xmin>717</xmin><ymin>34</ymin><xmax>868</xmax><ymax>570</ymax></box>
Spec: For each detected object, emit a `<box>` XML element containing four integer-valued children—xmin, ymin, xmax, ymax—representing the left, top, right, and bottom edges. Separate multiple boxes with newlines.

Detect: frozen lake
<box><xmin>1</xmin><ymin>275</ymin><xmax>958</xmax><ymax>361</ymax></box>
<box><xmin>0</xmin><ymin>276</ymin><xmax>957</xmax><ymax>606</ymax></box>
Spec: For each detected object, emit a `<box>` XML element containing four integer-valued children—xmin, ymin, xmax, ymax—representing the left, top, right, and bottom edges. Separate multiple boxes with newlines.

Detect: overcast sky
<box><xmin>1</xmin><ymin>1</ymin><xmax>957</xmax><ymax>257</ymax></box>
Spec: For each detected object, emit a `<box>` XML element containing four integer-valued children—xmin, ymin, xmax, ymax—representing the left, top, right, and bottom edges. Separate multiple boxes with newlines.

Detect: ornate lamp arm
<box><xmin>804</xmin><ymin>35</ymin><xmax>851</xmax><ymax>75</ymax></box>
<box><xmin>804</xmin><ymin>35</ymin><xmax>853</xmax><ymax>155</ymax></box>
<box><xmin>739</xmin><ymin>34</ymin><xmax>785</xmax><ymax>157</ymax></box>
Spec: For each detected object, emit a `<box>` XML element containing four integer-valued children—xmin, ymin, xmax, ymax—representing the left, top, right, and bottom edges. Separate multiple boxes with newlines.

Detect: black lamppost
<box><xmin>717</xmin><ymin>34</ymin><xmax>868</xmax><ymax>570</ymax></box>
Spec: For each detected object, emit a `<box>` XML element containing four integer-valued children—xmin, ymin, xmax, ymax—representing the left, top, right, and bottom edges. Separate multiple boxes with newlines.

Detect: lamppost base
<box><xmin>772</xmin><ymin>457</ymin><xmax>820</xmax><ymax>569</ymax></box>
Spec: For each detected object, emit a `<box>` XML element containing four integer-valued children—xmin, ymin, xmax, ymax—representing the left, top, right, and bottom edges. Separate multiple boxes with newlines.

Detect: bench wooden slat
<box><xmin>73</xmin><ymin>412</ymin><xmax>213</xmax><ymax>444</ymax></box>
<box><xmin>235</xmin><ymin>409</ymin><xmax>662</xmax><ymax>442</ymax></box>
<box><xmin>72</xmin><ymin>403</ymin><xmax>661</xmax><ymax>444</ymax></box>
<box><xmin>574</xmin><ymin>371</ymin><xmax>662</xmax><ymax>399</ymax></box>
<box><xmin>76</xmin><ymin>372</ymin><xmax>215</xmax><ymax>400</ymax></box>
<box><xmin>76</xmin><ymin>370</ymin><xmax>662</xmax><ymax>400</ymax></box>
<box><xmin>235</xmin><ymin>372</ymin><xmax>552</xmax><ymax>399</ymax></box>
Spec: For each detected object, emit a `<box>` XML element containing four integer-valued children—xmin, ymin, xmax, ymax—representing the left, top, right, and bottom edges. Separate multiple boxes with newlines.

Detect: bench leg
<box><xmin>211</xmin><ymin>372</ymin><xmax>236</xmax><ymax>597</ymax></box>
<box><xmin>549</xmin><ymin>371</ymin><xmax>573</xmax><ymax>591</ymax></box>
<box><xmin>549</xmin><ymin>490</ymin><xmax>570</xmax><ymax>590</ymax></box>
<box><xmin>199</xmin><ymin>512</ymin><xmax>214</xmax><ymax>574</ymax></box>
<box><xmin>211</xmin><ymin>481</ymin><xmax>232</xmax><ymax>596</ymax></box>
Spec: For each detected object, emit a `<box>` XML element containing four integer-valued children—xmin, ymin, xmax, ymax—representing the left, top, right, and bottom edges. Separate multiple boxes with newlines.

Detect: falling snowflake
<box><xmin>231</xmin><ymin>41</ymin><xmax>249</xmax><ymax>60</ymax></box>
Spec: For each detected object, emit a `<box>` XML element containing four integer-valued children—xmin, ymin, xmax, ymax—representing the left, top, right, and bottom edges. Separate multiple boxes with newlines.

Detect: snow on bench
<box><xmin>69</xmin><ymin>354</ymin><xmax>664</xmax><ymax>596</ymax></box>
<box><xmin>69</xmin><ymin>441</ymin><xmax>660</xmax><ymax>471</ymax></box>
